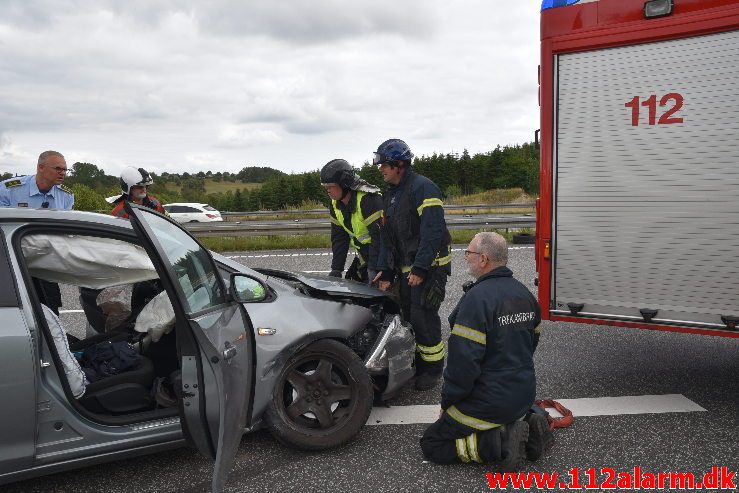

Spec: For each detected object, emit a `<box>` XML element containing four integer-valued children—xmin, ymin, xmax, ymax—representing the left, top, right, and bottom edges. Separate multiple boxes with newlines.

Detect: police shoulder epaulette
<box><xmin>4</xmin><ymin>179</ymin><xmax>22</xmax><ymax>188</ymax></box>
<box><xmin>59</xmin><ymin>184</ymin><xmax>74</xmax><ymax>194</ymax></box>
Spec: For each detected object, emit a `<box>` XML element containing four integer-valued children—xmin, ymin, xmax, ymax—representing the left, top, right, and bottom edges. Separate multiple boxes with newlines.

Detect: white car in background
<box><xmin>163</xmin><ymin>203</ymin><xmax>223</xmax><ymax>223</ymax></box>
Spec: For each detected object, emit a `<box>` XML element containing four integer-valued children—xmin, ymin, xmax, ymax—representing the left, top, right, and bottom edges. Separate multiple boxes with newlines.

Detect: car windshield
<box><xmin>203</xmin><ymin>205</ymin><xmax>217</xmax><ymax>211</ymax></box>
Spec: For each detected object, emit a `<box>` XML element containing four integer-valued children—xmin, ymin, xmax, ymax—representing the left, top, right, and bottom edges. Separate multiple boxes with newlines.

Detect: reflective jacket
<box><xmin>441</xmin><ymin>266</ymin><xmax>541</xmax><ymax>433</ymax></box>
<box><xmin>377</xmin><ymin>170</ymin><xmax>451</xmax><ymax>279</ymax></box>
<box><xmin>111</xmin><ymin>195</ymin><xmax>166</xmax><ymax>219</ymax></box>
<box><xmin>329</xmin><ymin>191</ymin><xmax>383</xmax><ymax>272</ymax></box>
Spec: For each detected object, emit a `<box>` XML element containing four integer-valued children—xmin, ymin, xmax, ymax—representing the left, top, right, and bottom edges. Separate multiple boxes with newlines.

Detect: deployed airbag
<box><xmin>21</xmin><ymin>234</ymin><xmax>158</xmax><ymax>289</ymax></box>
<box><xmin>42</xmin><ymin>304</ymin><xmax>86</xmax><ymax>398</ymax></box>
<box><xmin>134</xmin><ymin>290</ymin><xmax>176</xmax><ymax>342</ymax></box>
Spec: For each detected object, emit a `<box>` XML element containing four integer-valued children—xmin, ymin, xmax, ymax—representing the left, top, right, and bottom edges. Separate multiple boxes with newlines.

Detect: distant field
<box><xmin>446</xmin><ymin>188</ymin><xmax>535</xmax><ymax>205</ymax></box>
<box><xmin>163</xmin><ymin>180</ymin><xmax>261</xmax><ymax>194</ymax></box>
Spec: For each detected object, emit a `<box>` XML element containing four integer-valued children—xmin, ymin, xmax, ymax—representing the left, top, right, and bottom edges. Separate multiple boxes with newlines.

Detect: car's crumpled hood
<box><xmin>254</xmin><ymin>267</ymin><xmax>389</xmax><ymax>299</ymax></box>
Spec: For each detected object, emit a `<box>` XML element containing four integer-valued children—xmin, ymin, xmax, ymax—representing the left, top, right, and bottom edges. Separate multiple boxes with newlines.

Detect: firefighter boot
<box><xmin>414</xmin><ymin>371</ymin><xmax>441</xmax><ymax>391</ymax></box>
<box><xmin>498</xmin><ymin>421</ymin><xmax>529</xmax><ymax>472</ymax></box>
<box><xmin>524</xmin><ymin>412</ymin><xmax>555</xmax><ymax>461</ymax></box>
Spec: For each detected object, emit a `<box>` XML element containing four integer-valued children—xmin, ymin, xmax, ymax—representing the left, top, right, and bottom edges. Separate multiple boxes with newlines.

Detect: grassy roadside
<box><xmin>200</xmin><ymin>228</ymin><xmax>534</xmax><ymax>253</ymax></box>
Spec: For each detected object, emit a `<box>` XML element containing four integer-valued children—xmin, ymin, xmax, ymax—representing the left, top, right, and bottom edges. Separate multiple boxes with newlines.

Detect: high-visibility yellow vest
<box><xmin>330</xmin><ymin>191</ymin><xmax>382</xmax><ymax>261</ymax></box>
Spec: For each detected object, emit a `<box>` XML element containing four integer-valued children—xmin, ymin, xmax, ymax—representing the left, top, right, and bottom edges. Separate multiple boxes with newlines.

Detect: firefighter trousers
<box><xmin>420</xmin><ymin>416</ymin><xmax>518</xmax><ymax>465</ymax></box>
<box><xmin>399</xmin><ymin>267</ymin><xmax>447</xmax><ymax>375</ymax></box>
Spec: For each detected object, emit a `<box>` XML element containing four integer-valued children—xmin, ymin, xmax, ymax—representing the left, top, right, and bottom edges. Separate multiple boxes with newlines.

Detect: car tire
<box><xmin>266</xmin><ymin>339</ymin><xmax>373</xmax><ymax>451</ymax></box>
<box><xmin>512</xmin><ymin>233</ymin><xmax>535</xmax><ymax>245</ymax></box>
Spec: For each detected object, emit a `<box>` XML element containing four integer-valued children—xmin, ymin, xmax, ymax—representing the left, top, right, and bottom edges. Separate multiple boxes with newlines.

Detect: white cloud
<box><xmin>0</xmin><ymin>0</ymin><xmax>541</xmax><ymax>176</ymax></box>
<box><xmin>217</xmin><ymin>125</ymin><xmax>281</xmax><ymax>148</ymax></box>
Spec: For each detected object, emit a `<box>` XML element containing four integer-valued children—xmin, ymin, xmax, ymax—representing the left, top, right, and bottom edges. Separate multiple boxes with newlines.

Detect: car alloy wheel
<box><xmin>266</xmin><ymin>339</ymin><xmax>373</xmax><ymax>450</ymax></box>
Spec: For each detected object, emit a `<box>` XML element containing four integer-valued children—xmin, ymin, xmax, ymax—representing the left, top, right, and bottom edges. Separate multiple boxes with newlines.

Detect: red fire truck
<box><xmin>536</xmin><ymin>0</ymin><xmax>739</xmax><ymax>338</ymax></box>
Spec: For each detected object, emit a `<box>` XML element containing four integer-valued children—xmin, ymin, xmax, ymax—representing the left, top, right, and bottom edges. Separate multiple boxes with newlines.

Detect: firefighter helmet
<box><xmin>320</xmin><ymin>159</ymin><xmax>356</xmax><ymax>190</ymax></box>
<box><xmin>373</xmin><ymin>139</ymin><xmax>413</xmax><ymax>167</ymax></box>
<box><xmin>120</xmin><ymin>166</ymin><xmax>154</xmax><ymax>194</ymax></box>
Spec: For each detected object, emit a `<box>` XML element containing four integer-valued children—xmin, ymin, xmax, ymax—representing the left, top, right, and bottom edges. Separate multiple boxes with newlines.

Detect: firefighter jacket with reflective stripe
<box><xmin>377</xmin><ymin>170</ymin><xmax>451</xmax><ymax>279</ymax></box>
<box><xmin>329</xmin><ymin>190</ymin><xmax>383</xmax><ymax>272</ymax></box>
<box><xmin>441</xmin><ymin>266</ymin><xmax>541</xmax><ymax>433</ymax></box>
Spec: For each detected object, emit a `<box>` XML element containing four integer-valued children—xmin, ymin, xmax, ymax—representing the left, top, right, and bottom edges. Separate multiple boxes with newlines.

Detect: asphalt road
<box><xmin>7</xmin><ymin>246</ymin><xmax>738</xmax><ymax>493</ymax></box>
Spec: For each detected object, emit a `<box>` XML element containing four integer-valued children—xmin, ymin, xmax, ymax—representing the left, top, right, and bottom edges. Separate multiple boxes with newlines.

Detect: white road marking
<box><xmin>59</xmin><ymin>309</ymin><xmax>85</xmax><ymax>314</ymax></box>
<box><xmin>552</xmin><ymin>394</ymin><xmax>707</xmax><ymax>417</ymax></box>
<box><xmin>367</xmin><ymin>394</ymin><xmax>706</xmax><ymax>426</ymax></box>
<box><xmin>228</xmin><ymin>252</ymin><xmax>333</xmax><ymax>259</ymax></box>
<box><xmin>226</xmin><ymin>246</ymin><xmax>533</xmax><ymax>260</ymax></box>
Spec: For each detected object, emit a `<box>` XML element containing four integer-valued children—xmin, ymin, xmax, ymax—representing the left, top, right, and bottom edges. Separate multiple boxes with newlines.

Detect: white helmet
<box><xmin>120</xmin><ymin>166</ymin><xmax>154</xmax><ymax>194</ymax></box>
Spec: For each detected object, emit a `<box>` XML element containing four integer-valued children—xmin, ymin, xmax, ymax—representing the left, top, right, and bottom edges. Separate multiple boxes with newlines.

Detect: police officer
<box><xmin>0</xmin><ymin>150</ymin><xmax>74</xmax><ymax>314</ymax></box>
<box><xmin>110</xmin><ymin>166</ymin><xmax>166</xmax><ymax>219</ymax></box>
<box><xmin>420</xmin><ymin>232</ymin><xmax>553</xmax><ymax>469</ymax></box>
<box><xmin>321</xmin><ymin>159</ymin><xmax>383</xmax><ymax>283</ymax></box>
<box><xmin>372</xmin><ymin>139</ymin><xmax>451</xmax><ymax>390</ymax></box>
<box><xmin>0</xmin><ymin>150</ymin><xmax>74</xmax><ymax>209</ymax></box>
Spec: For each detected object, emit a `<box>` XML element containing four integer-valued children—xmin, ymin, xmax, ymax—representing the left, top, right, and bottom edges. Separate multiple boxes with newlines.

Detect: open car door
<box><xmin>125</xmin><ymin>203</ymin><xmax>254</xmax><ymax>493</ymax></box>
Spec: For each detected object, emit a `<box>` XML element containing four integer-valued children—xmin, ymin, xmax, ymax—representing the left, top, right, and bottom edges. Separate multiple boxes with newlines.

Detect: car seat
<box><xmin>42</xmin><ymin>304</ymin><xmax>156</xmax><ymax>415</ymax></box>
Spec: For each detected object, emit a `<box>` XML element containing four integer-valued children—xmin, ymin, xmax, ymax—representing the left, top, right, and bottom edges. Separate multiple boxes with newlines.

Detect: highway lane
<box><xmin>182</xmin><ymin>214</ymin><xmax>535</xmax><ymax>236</ymax></box>
<box><xmin>9</xmin><ymin>246</ymin><xmax>738</xmax><ymax>493</ymax></box>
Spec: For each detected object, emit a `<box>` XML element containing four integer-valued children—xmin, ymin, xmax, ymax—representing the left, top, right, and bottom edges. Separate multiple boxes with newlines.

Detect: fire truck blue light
<box><xmin>541</xmin><ymin>0</ymin><xmax>581</xmax><ymax>12</ymax></box>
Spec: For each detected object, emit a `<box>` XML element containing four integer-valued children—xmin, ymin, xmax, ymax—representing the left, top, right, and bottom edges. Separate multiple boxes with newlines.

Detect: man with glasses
<box><xmin>0</xmin><ymin>150</ymin><xmax>74</xmax><ymax>209</ymax></box>
<box><xmin>420</xmin><ymin>232</ymin><xmax>552</xmax><ymax>470</ymax></box>
<box><xmin>0</xmin><ymin>150</ymin><xmax>74</xmax><ymax>314</ymax></box>
<box><xmin>372</xmin><ymin>138</ymin><xmax>451</xmax><ymax>391</ymax></box>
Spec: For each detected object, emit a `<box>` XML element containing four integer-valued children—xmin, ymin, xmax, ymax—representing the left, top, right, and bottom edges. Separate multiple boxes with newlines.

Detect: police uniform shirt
<box><xmin>0</xmin><ymin>174</ymin><xmax>75</xmax><ymax>209</ymax></box>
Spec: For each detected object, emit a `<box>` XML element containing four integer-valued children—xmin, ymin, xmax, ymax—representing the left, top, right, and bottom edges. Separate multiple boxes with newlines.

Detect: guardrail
<box><xmin>183</xmin><ymin>216</ymin><xmax>535</xmax><ymax>238</ymax></box>
<box><xmin>219</xmin><ymin>203</ymin><xmax>534</xmax><ymax>218</ymax></box>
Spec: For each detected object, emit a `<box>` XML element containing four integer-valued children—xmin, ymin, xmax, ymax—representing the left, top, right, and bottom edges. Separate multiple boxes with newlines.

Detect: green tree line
<box><xmin>1</xmin><ymin>143</ymin><xmax>538</xmax><ymax>211</ymax></box>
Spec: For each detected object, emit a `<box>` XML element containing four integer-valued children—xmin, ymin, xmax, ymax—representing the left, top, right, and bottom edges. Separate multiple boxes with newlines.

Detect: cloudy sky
<box><xmin>0</xmin><ymin>1</ymin><xmax>541</xmax><ymax>176</ymax></box>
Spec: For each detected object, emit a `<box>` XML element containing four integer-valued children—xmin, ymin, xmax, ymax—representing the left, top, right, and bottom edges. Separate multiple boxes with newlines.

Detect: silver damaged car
<box><xmin>0</xmin><ymin>204</ymin><xmax>415</xmax><ymax>491</ymax></box>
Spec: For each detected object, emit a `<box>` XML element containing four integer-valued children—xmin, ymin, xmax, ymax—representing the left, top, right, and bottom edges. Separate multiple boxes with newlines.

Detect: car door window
<box><xmin>137</xmin><ymin>212</ymin><xmax>225</xmax><ymax>313</ymax></box>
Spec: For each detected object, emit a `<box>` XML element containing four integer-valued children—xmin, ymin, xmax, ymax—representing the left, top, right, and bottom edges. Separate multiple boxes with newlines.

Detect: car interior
<box><xmin>20</xmin><ymin>232</ymin><xmax>185</xmax><ymax>422</ymax></box>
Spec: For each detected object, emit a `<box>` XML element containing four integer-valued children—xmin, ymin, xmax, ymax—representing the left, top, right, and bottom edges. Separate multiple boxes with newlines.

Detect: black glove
<box><xmin>329</xmin><ymin>270</ymin><xmax>342</xmax><ymax>278</ymax></box>
<box><xmin>424</xmin><ymin>280</ymin><xmax>445</xmax><ymax>308</ymax></box>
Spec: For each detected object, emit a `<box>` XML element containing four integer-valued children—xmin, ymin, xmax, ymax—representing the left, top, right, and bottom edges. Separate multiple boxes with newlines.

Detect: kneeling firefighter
<box><xmin>320</xmin><ymin>159</ymin><xmax>383</xmax><ymax>284</ymax></box>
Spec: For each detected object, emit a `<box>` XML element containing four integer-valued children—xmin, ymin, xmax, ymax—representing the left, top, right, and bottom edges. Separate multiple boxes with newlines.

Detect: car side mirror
<box><xmin>230</xmin><ymin>273</ymin><xmax>268</xmax><ymax>303</ymax></box>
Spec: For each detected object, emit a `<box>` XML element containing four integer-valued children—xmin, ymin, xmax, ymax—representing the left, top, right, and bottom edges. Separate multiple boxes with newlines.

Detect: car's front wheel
<box><xmin>266</xmin><ymin>339</ymin><xmax>373</xmax><ymax>450</ymax></box>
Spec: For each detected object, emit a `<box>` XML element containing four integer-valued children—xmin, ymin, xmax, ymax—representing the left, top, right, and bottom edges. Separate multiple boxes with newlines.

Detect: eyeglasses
<box><xmin>47</xmin><ymin>166</ymin><xmax>68</xmax><ymax>174</ymax></box>
<box><xmin>464</xmin><ymin>250</ymin><xmax>484</xmax><ymax>258</ymax></box>
<box><xmin>41</xmin><ymin>202</ymin><xmax>49</xmax><ymax>208</ymax></box>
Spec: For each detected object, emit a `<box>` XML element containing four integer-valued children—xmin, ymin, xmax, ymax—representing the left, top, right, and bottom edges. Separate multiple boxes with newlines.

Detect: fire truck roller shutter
<box><xmin>552</xmin><ymin>29</ymin><xmax>739</xmax><ymax>329</ymax></box>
